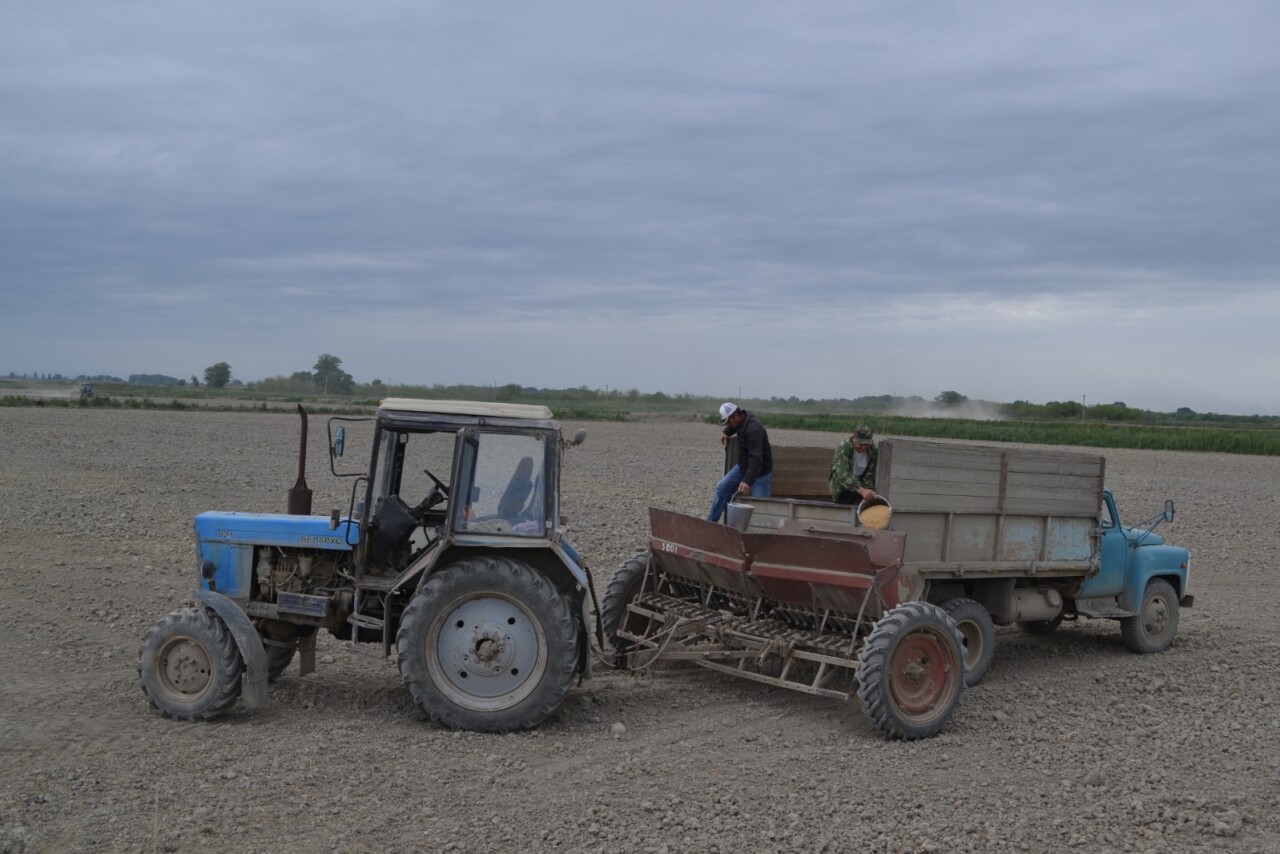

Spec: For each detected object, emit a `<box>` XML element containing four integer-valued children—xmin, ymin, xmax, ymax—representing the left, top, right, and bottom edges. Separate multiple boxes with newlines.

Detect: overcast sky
<box><xmin>3</xmin><ymin>2</ymin><xmax>1277</xmax><ymax>414</ymax></box>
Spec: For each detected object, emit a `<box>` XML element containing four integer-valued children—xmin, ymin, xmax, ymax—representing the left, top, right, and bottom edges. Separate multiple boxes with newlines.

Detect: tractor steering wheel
<box><xmin>422</xmin><ymin>467</ymin><xmax>450</xmax><ymax>497</ymax></box>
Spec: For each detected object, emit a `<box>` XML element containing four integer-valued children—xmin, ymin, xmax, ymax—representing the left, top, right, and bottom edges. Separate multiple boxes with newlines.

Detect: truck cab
<box><xmin>1080</xmin><ymin>489</ymin><xmax>1192</xmax><ymax>616</ymax></box>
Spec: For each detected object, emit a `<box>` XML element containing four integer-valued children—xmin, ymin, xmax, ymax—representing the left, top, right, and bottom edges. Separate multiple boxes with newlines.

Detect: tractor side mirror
<box><xmin>571</xmin><ymin>428</ymin><xmax>587</xmax><ymax>446</ymax></box>
<box><xmin>333</xmin><ymin>426</ymin><xmax>345</xmax><ymax>458</ymax></box>
<box><xmin>1163</xmin><ymin>499</ymin><xmax>1175</xmax><ymax>523</ymax></box>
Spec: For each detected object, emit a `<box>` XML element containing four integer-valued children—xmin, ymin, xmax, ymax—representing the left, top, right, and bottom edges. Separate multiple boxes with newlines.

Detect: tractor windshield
<box><xmin>454</xmin><ymin>431</ymin><xmax>550</xmax><ymax>537</ymax></box>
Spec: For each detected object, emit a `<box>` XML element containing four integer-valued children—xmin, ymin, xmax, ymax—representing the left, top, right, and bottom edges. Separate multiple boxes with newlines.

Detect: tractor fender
<box><xmin>193</xmin><ymin>589</ymin><xmax>268</xmax><ymax>710</ymax></box>
<box><xmin>396</xmin><ymin>538</ymin><xmax>590</xmax><ymax>595</ymax></box>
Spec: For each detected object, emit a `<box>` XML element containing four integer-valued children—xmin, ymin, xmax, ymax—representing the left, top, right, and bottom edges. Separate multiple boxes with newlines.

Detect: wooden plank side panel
<box><xmin>881</xmin><ymin>441</ymin><xmax>1007</xmax><ymax>474</ymax></box>
<box><xmin>889</xmin><ymin>464</ymin><xmax>1003</xmax><ymax>486</ymax></box>
<box><xmin>1004</xmin><ymin>451</ymin><xmax>1105</xmax><ymax>478</ymax></box>
<box><xmin>767</xmin><ymin>446</ymin><xmax>835</xmax><ymax>499</ymax></box>
<box><xmin>945</xmin><ymin>515</ymin><xmax>1000</xmax><ymax>562</ymax></box>
<box><xmin>1005</xmin><ymin>471</ymin><xmax>1102</xmax><ymax>491</ymax></box>
<box><xmin>880</xmin><ymin>440</ymin><xmax>1104</xmax><ymax>516</ymax></box>
<box><xmin>998</xmin><ymin>486</ymin><xmax>1100</xmax><ymax>514</ymax></box>
<box><xmin>1000</xmin><ymin>498</ymin><xmax>1103</xmax><ymax>517</ymax></box>
<box><xmin>1044</xmin><ymin>517</ymin><xmax>1097</xmax><ymax>561</ymax></box>
<box><xmin>888</xmin><ymin>476</ymin><xmax>1002</xmax><ymax>500</ymax></box>
<box><xmin>884</xmin><ymin>492</ymin><xmax>1001</xmax><ymax>514</ymax></box>
<box><xmin>996</xmin><ymin>516</ymin><xmax>1046</xmax><ymax>562</ymax></box>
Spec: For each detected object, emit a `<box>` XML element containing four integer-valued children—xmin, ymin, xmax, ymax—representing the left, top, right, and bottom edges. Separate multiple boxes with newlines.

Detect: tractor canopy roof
<box><xmin>376</xmin><ymin>398</ymin><xmax>558</xmax><ymax>431</ymax></box>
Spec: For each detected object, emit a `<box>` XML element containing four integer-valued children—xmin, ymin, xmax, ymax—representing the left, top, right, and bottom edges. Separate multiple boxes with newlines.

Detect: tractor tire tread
<box><xmin>137</xmin><ymin>606</ymin><xmax>244</xmax><ymax>722</ymax></box>
<box><xmin>396</xmin><ymin>555</ymin><xmax>579</xmax><ymax>733</ymax></box>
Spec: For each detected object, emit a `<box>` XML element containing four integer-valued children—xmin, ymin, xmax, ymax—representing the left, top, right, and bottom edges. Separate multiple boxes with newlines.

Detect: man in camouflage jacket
<box><xmin>829</xmin><ymin>425</ymin><xmax>878</xmax><ymax>504</ymax></box>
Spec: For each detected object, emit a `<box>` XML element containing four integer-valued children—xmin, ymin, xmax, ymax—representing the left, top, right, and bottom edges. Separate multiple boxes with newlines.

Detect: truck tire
<box><xmin>600</xmin><ymin>553</ymin><xmax>653</xmax><ymax>652</ymax></box>
<box><xmin>856</xmin><ymin>602</ymin><xmax>965</xmax><ymax>740</ymax></box>
<box><xmin>1120</xmin><ymin>578</ymin><xmax>1179</xmax><ymax>653</ymax></box>
<box><xmin>138</xmin><ymin>607</ymin><xmax>244</xmax><ymax>721</ymax></box>
<box><xmin>396</xmin><ymin>556</ymin><xmax>580</xmax><ymax>732</ymax></box>
<box><xmin>940</xmin><ymin>598</ymin><xmax>995</xmax><ymax>687</ymax></box>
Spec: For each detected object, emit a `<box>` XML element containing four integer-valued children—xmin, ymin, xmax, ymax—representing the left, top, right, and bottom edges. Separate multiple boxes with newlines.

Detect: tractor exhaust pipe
<box><xmin>287</xmin><ymin>404</ymin><xmax>313</xmax><ymax>515</ymax></box>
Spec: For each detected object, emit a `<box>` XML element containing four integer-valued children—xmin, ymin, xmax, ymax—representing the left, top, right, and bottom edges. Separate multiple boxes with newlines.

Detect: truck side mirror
<box><xmin>333</xmin><ymin>426</ymin><xmax>345</xmax><ymax>457</ymax></box>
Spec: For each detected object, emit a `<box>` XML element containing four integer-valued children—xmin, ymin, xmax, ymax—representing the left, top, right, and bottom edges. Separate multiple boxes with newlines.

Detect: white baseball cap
<box><xmin>718</xmin><ymin>402</ymin><xmax>738</xmax><ymax>423</ymax></box>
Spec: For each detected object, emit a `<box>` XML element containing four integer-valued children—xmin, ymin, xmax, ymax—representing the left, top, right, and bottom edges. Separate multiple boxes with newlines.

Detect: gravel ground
<box><xmin>1</xmin><ymin>408</ymin><xmax>1277</xmax><ymax>853</ymax></box>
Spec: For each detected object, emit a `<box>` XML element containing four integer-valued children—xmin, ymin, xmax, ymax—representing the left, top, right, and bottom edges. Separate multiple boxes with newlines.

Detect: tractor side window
<box><xmin>397</xmin><ymin>431</ymin><xmax>456</xmax><ymax>508</ymax></box>
<box><xmin>371</xmin><ymin>430</ymin><xmax>456</xmax><ymax>515</ymax></box>
<box><xmin>457</xmin><ymin>432</ymin><xmax>548</xmax><ymax>536</ymax></box>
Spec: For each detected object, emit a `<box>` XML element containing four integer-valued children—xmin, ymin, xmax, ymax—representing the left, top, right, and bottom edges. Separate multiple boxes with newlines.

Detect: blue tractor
<box><xmin>138</xmin><ymin>399</ymin><xmax>596</xmax><ymax>732</ymax></box>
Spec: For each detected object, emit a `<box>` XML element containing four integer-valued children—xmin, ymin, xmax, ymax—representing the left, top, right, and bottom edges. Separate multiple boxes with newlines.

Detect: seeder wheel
<box><xmin>856</xmin><ymin>601</ymin><xmax>965</xmax><ymax>740</ymax></box>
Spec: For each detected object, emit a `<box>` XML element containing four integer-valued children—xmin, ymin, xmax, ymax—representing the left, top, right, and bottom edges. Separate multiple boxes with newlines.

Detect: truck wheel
<box><xmin>940</xmin><ymin>598</ymin><xmax>995</xmax><ymax>687</ymax></box>
<box><xmin>1120</xmin><ymin>579</ymin><xmax>1179</xmax><ymax>653</ymax></box>
<box><xmin>856</xmin><ymin>602</ymin><xmax>965</xmax><ymax>740</ymax></box>
<box><xmin>1018</xmin><ymin>616</ymin><xmax>1063</xmax><ymax>635</ymax></box>
<box><xmin>138</xmin><ymin>607</ymin><xmax>244</xmax><ymax>721</ymax></box>
<box><xmin>396</xmin><ymin>556</ymin><xmax>580</xmax><ymax>732</ymax></box>
<box><xmin>600</xmin><ymin>553</ymin><xmax>654</xmax><ymax>652</ymax></box>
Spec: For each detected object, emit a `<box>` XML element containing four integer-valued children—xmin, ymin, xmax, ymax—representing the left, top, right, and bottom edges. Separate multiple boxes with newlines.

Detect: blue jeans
<box><xmin>707</xmin><ymin>465</ymin><xmax>773</xmax><ymax>522</ymax></box>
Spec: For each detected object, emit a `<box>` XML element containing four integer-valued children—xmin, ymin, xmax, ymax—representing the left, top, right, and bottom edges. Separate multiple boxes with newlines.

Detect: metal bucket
<box><xmin>725</xmin><ymin>501</ymin><xmax>754</xmax><ymax>532</ymax></box>
<box><xmin>856</xmin><ymin>496</ymin><xmax>893</xmax><ymax>530</ymax></box>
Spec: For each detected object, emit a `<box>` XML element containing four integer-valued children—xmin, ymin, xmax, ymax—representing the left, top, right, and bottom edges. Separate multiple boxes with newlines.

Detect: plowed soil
<box><xmin>1</xmin><ymin>409</ymin><xmax>1277</xmax><ymax>853</ymax></box>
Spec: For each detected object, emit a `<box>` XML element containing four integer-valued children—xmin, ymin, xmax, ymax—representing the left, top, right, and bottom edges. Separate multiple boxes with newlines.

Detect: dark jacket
<box><xmin>723</xmin><ymin>410</ymin><xmax>773</xmax><ymax>487</ymax></box>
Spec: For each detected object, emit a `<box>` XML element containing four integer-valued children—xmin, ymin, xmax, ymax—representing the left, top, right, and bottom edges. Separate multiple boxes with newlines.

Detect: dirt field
<box><xmin>1</xmin><ymin>408</ymin><xmax>1277</xmax><ymax>853</ymax></box>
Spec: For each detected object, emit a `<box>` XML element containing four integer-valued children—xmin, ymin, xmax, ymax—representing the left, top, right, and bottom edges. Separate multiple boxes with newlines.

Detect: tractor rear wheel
<box><xmin>1120</xmin><ymin>579</ymin><xmax>1179</xmax><ymax>653</ymax></box>
<box><xmin>396</xmin><ymin>556</ymin><xmax>579</xmax><ymax>732</ymax></box>
<box><xmin>600</xmin><ymin>554</ymin><xmax>654</xmax><ymax>653</ymax></box>
<box><xmin>940</xmin><ymin>598</ymin><xmax>995</xmax><ymax>687</ymax></box>
<box><xmin>138</xmin><ymin>607</ymin><xmax>244</xmax><ymax>721</ymax></box>
<box><xmin>856</xmin><ymin>602</ymin><xmax>965</xmax><ymax>740</ymax></box>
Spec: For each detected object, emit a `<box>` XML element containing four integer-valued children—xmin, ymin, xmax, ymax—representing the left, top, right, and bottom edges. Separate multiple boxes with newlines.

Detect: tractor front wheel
<box><xmin>396</xmin><ymin>556</ymin><xmax>579</xmax><ymax>732</ymax></box>
<box><xmin>856</xmin><ymin>602</ymin><xmax>965</xmax><ymax>740</ymax></box>
<box><xmin>138</xmin><ymin>607</ymin><xmax>244</xmax><ymax>721</ymax></box>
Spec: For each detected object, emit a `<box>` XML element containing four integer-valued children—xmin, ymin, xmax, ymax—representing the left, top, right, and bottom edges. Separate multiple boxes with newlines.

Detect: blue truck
<box><xmin>602</xmin><ymin>438</ymin><xmax>1192</xmax><ymax>739</ymax></box>
<box><xmin>138</xmin><ymin>399</ymin><xmax>597</xmax><ymax>732</ymax></box>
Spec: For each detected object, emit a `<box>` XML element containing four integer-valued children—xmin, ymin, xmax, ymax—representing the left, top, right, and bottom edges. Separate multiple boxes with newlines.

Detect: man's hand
<box><xmin>720</xmin><ymin>433</ymin><xmax>729</xmax><ymax>446</ymax></box>
<box><xmin>857</xmin><ymin>487</ymin><xmax>877</xmax><ymax>500</ymax></box>
<box><xmin>737</xmin><ymin>481</ymin><xmax>751</xmax><ymax>495</ymax></box>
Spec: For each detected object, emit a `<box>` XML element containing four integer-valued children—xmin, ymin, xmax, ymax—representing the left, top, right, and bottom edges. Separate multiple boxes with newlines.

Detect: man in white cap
<box><xmin>707</xmin><ymin>402</ymin><xmax>773</xmax><ymax>522</ymax></box>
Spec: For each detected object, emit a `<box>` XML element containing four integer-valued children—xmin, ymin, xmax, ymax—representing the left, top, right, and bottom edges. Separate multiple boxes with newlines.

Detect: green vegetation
<box><xmin>756</xmin><ymin>414</ymin><xmax>1280</xmax><ymax>456</ymax></box>
<box><xmin>203</xmin><ymin>362</ymin><xmax>232</xmax><ymax>389</ymax></box>
<box><xmin>5</xmin><ymin>366</ymin><xmax>1278</xmax><ymax>455</ymax></box>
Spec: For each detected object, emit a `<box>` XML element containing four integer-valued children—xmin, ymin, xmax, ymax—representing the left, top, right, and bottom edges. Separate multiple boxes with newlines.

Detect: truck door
<box><xmin>1079</xmin><ymin>492</ymin><xmax>1130</xmax><ymax>598</ymax></box>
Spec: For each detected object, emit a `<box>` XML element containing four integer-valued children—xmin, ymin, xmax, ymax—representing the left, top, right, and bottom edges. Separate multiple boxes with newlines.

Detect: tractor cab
<box><xmin>330</xmin><ymin>399</ymin><xmax>578</xmax><ymax>580</ymax></box>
